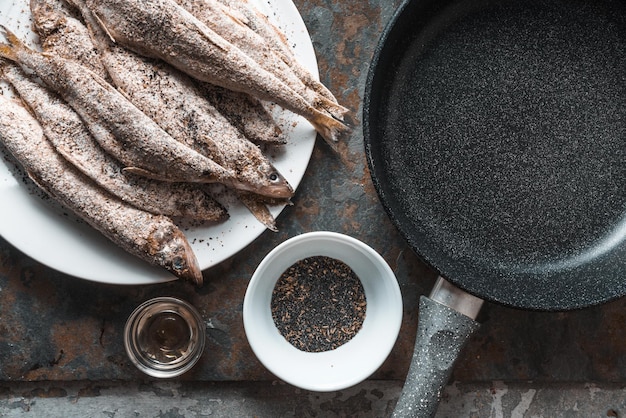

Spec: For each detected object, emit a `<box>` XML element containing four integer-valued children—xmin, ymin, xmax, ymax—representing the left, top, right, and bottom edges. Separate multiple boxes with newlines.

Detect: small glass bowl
<box><xmin>124</xmin><ymin>297</ymin><xmax>206</xmax><ymax>378</ymax></box>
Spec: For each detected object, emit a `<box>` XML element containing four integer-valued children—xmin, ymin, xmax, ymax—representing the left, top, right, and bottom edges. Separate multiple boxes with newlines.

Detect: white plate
<box><xmin>0</xmin><ymin>0</ymin><xmax>317</xmax><ymax>284</ymax></box>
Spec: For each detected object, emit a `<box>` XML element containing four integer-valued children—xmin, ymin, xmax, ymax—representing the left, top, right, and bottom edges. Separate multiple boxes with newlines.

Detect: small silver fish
<box><xmin>74</xmin><ymin>4</ymin><xmax>293</xmax><ymax>199</ymax></box>
<box><xmin>217</xmin><ymin>0</ymin><xmax>340</xmax><ymax>106</ymax></box>
<box><xmin>0</xmin><ymin>94</ymin><xmax>203</xmax><ymax>284</ymax></box>
<box><xmin>2</xmin><ymin>63</ymin><xmax>228</xmax><ymax>221</ymax></box>
<box><xmin>32</xmin><ymin>0</ymin><xmax>284</xmax><ymax>146</ymax></box>
<box><xmin>30</xmin><ymin>0</ymin><xmax>111</xmax><ymax>80</ymax></box>
<box><xmin>72</xmin><ymin>0</ymin><xmax>350</xmax><ymax>145</ymax></box>
<box><xmin>176</xmin><ymin>0</ymin><xmax>348</xmax><ymax>120</ymax></box>
<box><xmin>0</xmin><ymin>27</ymin><xmax>239</xmax><ymax>187</ymax></box>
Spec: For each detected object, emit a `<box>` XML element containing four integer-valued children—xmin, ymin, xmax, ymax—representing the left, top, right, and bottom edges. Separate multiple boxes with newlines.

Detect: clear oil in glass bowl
<box><xmin>124</xmin><ymin>297</ymin><xmax>205</xmax><ymax>378</ymax></box>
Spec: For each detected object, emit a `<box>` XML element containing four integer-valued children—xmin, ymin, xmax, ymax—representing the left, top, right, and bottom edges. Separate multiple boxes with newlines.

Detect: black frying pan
<box><xmin>363</xmin><ymin>0</ymin><xmax>626</xmax><ymax>416</ymax></box>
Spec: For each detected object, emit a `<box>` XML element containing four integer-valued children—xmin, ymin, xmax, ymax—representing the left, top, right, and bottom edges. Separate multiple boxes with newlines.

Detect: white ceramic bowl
<box><xmin>243</xmin><ymin>231</ymin><xmax>403</xmax><ymax>392</ymax></box>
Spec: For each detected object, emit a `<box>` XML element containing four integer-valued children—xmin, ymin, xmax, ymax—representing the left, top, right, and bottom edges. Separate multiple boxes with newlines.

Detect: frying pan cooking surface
<box><xmin>364</xmin><ymin>0</ymin><xmax>626</xmax><ymax>310</ymax></box>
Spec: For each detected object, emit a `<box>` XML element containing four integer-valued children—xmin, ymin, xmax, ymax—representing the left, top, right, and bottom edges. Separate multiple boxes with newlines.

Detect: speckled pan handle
<box><xmin>392</xmin><ymin>278</ymin><xmax>483</xmax><ymax>418</ymax></box>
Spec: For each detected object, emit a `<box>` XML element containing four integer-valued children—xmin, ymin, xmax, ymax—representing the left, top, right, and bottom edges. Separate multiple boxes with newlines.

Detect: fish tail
<box><xmin>0</xmin><ymin>25</ymin><xmax>25</xmax><ymax>48</ymax></box>
<box><xmin>0</xmin><ymin>27</ymin><xmax>19</xmax><ymax>63</ymax></box>
<box><xmin>309</xmin><ymin>109</ymin><xmax>352</xmax><ymax>148</ymax></box>
<box><xmin>0</xmin><ymin>45</ymin><xmax>17</xmax><ymax>65</ymax></box>
<box><xmin>0</xmin><ymin>26</ymin><xmax>33</xmax><ymax>65</ymax></box>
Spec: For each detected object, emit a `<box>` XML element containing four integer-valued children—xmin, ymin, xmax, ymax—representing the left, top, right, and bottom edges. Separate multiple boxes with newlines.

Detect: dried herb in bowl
<box><xmin>271</xmin><ymin>255</ymin><xmax>367</xmax><ymax>352</ymax></box>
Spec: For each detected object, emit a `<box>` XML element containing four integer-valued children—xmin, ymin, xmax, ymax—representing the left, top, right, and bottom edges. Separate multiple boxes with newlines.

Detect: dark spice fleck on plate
<box><xmin>271</xmin><ymin>255</ymin><xmax>367</xmax><ymax>352</ymax></box>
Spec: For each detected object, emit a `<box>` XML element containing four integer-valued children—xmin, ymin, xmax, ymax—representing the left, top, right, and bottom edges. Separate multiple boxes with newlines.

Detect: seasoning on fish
<box><xmin>201</xmin><ymin>83</ymin><xmax>284</xmax><ymax>145</ymax></box>
<box><xmin>176</xmin><ymin>0</ymin><xmax>349</xmax><ymax>120</ymax></box>
<box><xmin>2</xmin><ymin>63</ymin><xmax>227</xmax><ymax>221</ymax></box>
<box><xmin>30</xmin><ymin>0</ymin><xmax>111</xmax><ymax>81</ymax></box>
<box><xmin>0</xmin><ymin>26</ymin><xmax>242</xmax><ymax>187</ymax></box>
<box><xmin>103</xmin><ymin>55</ymin><xmax>293</xmax><ymax>199</ymax></box>
<box><xmin>217</xmin><ymin>0</ymin><xmax>339</xmax><ymax>105</ymax></box>
<box><xmin>72</xmin><ymin>0</ymin><xmax>350</xmax><ymax>145</ymax></box>
<box><xmin>0</xmin><ymin>94</ymin><xmax>203</xmax><ymax>284</ymax></box>
<box><xmin>74</xmin><ymin>3</ymin><xmax>293</xmax><ymax>199</ymax></box>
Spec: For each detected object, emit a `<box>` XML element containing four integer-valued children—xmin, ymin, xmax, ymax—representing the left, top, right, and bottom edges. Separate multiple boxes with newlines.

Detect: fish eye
<box><xmin>172</xmin><ymin>256</ymin><xmax>185</xmax><ymax>271</ymax></box>
<box><xmin>269</xmin><ymin>172</ymin><xmax>280</xmax><ymax>183</ymax></box>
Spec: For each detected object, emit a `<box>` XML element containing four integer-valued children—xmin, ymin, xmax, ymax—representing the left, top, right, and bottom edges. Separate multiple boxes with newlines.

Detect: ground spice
<box><xmin>271</xmin><ymin>255</ymin><xmax>367</xmax><ymax>352</ymax></box>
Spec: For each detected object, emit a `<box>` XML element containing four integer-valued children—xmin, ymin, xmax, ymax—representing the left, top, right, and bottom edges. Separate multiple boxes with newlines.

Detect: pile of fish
<box><xmin>0</xmin><ymin>0</ymin><xmax>349</xmax><ymax>285</ymax></box>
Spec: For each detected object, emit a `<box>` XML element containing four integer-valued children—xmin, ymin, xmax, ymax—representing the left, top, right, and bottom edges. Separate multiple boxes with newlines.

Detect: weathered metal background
<box><xmin>1</xmin><ymin>0</ymin><xmax>625</xmax><ymax>390</ymax></box>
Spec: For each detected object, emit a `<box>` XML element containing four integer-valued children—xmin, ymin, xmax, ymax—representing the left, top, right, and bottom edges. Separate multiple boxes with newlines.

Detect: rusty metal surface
<box><xmin>2</xmin><ymin>380</ymin><xmax>626</xmax><ymax>417</ymax></box>
<box><xmin>1</xmin><ymin>0</ymin><xmax>625</xmax><ymax>386</ymax></box>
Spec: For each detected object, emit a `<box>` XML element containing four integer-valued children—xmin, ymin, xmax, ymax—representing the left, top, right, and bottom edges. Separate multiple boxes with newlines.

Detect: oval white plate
<box><xmin>0</xmin><ymin>0</ymin><xmax>317</xmax><ymax>284</ymax></box>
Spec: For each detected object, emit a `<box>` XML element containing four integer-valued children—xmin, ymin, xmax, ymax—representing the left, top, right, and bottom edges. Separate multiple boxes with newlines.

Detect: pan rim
<box><xmin>363</xmin><ymin>0</ymin><xmax>626</xmax><ymax>311</ymax></box>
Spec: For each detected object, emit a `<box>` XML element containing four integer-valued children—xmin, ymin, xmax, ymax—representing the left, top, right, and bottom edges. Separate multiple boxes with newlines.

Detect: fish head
<box><xmin>234</xmin><ymin>161</ymin><xmax>294</xmax><ymax>199</ymax></box>
<box><xmin>169</xmin><ymin>252</ymin><xmax>203</xmax><ymax>286</ymax></box>
<box><xmin>151</xmin><ymin>224</ymin><xmax>203</xmax><ymax>285</ymax></box>
<box><xmin>263</xmin><ymin>166</ymin><xmax>293</xmax><ymax>198</ymax></box>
